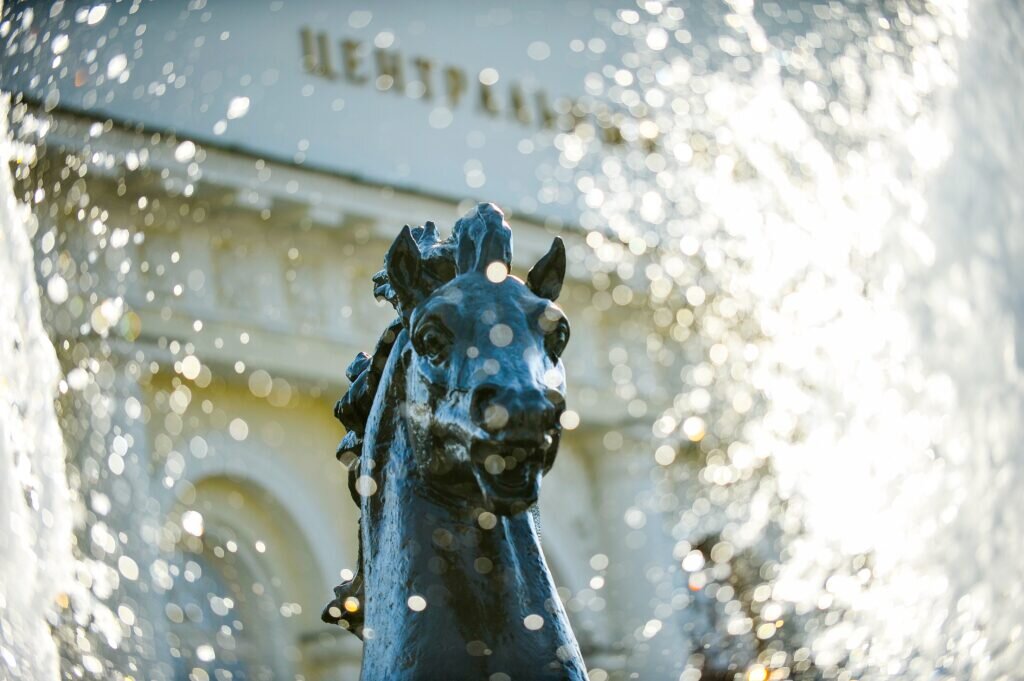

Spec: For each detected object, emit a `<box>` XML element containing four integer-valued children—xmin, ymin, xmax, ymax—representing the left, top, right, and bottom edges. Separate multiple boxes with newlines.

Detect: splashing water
<box><xmin>0</xmin><ymin>93</ymin><xmax>72</xmax><ymax>681</ymax></box>
<box><xmin>564</xmin><ymin>0</ymin><xmax>1023</xmax><ymax>677</ymax></box>
<box><xmin>1</xmin><ymin>91</ymin><xmax>121</xmax><ymax>681</ymax></box>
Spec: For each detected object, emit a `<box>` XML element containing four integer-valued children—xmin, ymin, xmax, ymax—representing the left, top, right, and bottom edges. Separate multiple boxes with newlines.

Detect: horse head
<box><xmin>385</xmin><ymin>203</ymin><xmax>570</xmax><ymax>515</ymax></box>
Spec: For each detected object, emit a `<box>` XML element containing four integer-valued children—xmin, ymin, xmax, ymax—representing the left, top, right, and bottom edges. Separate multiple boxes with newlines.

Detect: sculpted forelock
<box><xmin>322</xmin><ymin>203</ymin><xmax>586</xmax><ymax>680</ymax></box>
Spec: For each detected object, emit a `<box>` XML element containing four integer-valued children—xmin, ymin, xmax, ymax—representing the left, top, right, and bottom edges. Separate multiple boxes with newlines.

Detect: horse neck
<box><xmin>365</xmin><ymin>453</ymin><xmax>562</xmax><ymax>625</ymax></box>
<box><xmin>358</xmin><ymin>441</ymin><xmax>584</xmax><ymax>675</ymax></box>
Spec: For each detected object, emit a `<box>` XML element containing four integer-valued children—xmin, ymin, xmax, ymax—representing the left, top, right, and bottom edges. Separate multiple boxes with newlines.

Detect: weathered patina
<box><xmin>321</xmin><ymin>203</ymin><xmax>586</xmax><ymax>680</ymax></box>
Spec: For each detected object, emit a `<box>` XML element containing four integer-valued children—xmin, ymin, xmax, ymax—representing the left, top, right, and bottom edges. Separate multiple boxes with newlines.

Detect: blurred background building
<box><xmin>3</xmin><ymin>2</ymin><xmax>701</xmax><ymax>679</ymax></box>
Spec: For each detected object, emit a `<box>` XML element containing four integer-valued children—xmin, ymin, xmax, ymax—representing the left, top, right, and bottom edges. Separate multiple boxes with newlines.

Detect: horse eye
<box><xmin>544</xmin><ymin>321</ymin><xmax>569</xmax><ymax>360</ymax></box>
<box><xmin>415</xmin><ymin>324</ymin><xmax>452</xmax><ymax>362</ymax></box>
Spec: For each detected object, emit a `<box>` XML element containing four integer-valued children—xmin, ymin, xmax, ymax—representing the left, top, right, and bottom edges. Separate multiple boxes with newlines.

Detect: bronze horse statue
<box><xmin>322</xmin><ymin>203</ymin><xmax>587</xmax><ymax>680</ymax></box>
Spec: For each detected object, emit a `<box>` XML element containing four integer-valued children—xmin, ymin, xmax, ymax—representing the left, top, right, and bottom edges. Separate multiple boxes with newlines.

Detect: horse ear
<box><xmin>386</xmin><ymin>225</ymin><xmax>424</xmax><ymax>316</ymax></box>
<box><xmin>527</xmin><ymin>237</ymin><xmax>566</xmax><ymax>301</ymax></box>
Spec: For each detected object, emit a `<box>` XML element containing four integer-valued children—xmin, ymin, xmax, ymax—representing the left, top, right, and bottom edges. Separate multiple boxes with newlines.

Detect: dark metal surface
<box><xmin>322</xmin><ymin>203</ymin><xmax>586</xmax><ymax>680</ymax></box>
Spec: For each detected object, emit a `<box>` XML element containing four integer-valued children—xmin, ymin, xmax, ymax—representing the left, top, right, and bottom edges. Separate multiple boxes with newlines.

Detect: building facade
<box><xmin>3</xmin><ymin>2</ymin><xmax>699</xmax><ymax>679</ymax></box>
<box><xmin>22</xmin><ymin>107</ymin><xmax>683</xmax><ymax>680</ymax></box>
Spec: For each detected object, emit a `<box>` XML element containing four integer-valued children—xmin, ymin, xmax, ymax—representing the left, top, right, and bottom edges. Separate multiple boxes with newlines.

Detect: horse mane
<box><xmin>323</xmin><ymin>203</ymin><xmax>514</xmax><ymax>633</ymax></box>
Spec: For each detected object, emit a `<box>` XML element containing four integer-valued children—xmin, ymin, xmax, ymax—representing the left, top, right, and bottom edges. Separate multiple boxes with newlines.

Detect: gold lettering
<box><xmin>375</xmin><ymin>49</ymin><xmax>404</xmax><ymax>93</ymax></box>
<box><xmin>567</xmin><ymin>98</ymin><xmax>588</xmax><ymax>133</ymax></box>
<box><xmin>601</xmin><ymin>124</ymin><xmax>624</xmax><ymax>145</ymax></box>
<box><xmin>535</xmin><ymin>91</ymin><xmax>557</xmax><ymax>129</ymax></box>
<box><xmin>413</xmin><ymin>58</ymin><xmax>434</xmax><ymax>100</ymax></box>
<box><xmin>479</xmin><ymin>81</ymin><xmax>499</xmax><ymax>116</ymax></box>
<box><xmin>445</xmin><ymin>67</ymin><xmax>467</xmax><ymax>108</ymax></box>
<box><xmin>595</xmin><ymin>105</ymin><xmax>624</xmax><ymax>145</ymax></box>
<box><xmin>509</xmin><ymin>83</ymin><xmax>530</xmax><ymax>124</ymax></box>
<box><xmin>299</xmin><ymin>32</ymin><xmax>629</xmax><ymax>145</ymax></box>
<box><xmin>300</xmin><ymin>28</ymin><xmax>335</xmax><ymax>78</ymax></box>
<box><xmin>342</xmin><ymin>40</ymin><xmax>367</xmax><ymax>85</ymax></box>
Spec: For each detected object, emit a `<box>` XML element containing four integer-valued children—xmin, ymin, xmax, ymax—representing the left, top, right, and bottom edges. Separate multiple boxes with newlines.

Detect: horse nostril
<box><xmin>473</xmin><ymin>384</ymin><xmax>562</xmax><ymax>435</ymax></box>
<box><xmin>471</xmin><ymin>383</ymin><xmax>504</xmax><ymax>432</ymax></box>
<box><xmin>483</xmin><ymin>404</ymin><xmax>510</xmax><ymax>431</ymax></box>
<box><xmin>544</xmin><ymin>389</ymin><xmax>565</xmax><ymax>417</ymax></box>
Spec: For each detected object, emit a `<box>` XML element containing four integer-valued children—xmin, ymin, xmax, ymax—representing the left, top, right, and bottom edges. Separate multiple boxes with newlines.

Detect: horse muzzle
<box><xmin>470</xmin><ymin>434</ymin><xmax>557</xmax><ymax>513</ymax></box>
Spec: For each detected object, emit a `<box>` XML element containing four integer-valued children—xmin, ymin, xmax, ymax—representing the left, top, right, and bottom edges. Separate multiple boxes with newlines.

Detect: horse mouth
<box><xmin>472</xmin><ymin>439</ymin><xmax>546</xmax><ymax>504</ymax></box>
<box><xmin>488</xmin><ymin>460</ymin><xmax>541</xmax><ymax>496</ymax></box>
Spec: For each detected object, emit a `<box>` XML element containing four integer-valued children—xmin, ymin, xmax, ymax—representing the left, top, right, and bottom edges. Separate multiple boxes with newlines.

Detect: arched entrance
<box><xmin>167</xmin><ymin>472</ymin><xmax>359</xmax><ymax>680</ymax></box>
